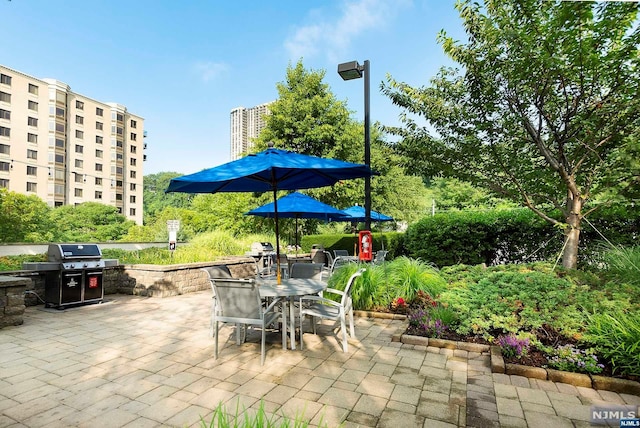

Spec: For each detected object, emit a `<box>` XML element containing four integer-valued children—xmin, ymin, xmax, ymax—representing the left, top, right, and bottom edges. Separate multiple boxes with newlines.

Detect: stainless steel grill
<box><xmin>23</xmin><ymin>244</ymin><xmax>117</xmax><ymax>309</ymax></box>
<box><xmin>245</xmin><ymin>242</ymin><xmax>276</xmax><ymax>275</ymax></box>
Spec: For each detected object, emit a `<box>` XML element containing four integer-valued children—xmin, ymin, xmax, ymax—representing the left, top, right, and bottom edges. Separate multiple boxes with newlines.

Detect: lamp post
<box><xmin>338</xmin><ymin>59</ymin><xmax>371</xmax><ymax>231</ymax></box>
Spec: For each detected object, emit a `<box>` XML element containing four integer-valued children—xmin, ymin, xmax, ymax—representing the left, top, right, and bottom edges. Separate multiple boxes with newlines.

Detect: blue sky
<box><xmin>3</xmin><ymin>0</ymin><xmax>465</xmax><ymax>175</ymax></box>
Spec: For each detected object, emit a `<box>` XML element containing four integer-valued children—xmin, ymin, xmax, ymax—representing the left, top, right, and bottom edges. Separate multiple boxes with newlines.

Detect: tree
<box><xmin>144</xmin><ymin>172</ymin><xmax>194</xmax><ymax>224</ymax></box>
<box><xmin>254</xmin><ymin>59</ymin><xmax>430</xmax><ymax>228</ymax></box>
<box><xmin>254</xmin><ymin>59</ymin><xmax>353</xmax><ymax>159</ymax></box>
<box><xmin>382</xmin><ymin>0</ymin><xmax>640</xmax><ymax>268</ymax></box>
<box><xmin>0</xmin><ymin>189</ymin><xmax>53</xmax><ymax>242</ymax></box>
<box><xmin>49</xmin><ymin>202</ymin><xmax>135</xmax><ymax>242</ymax></box>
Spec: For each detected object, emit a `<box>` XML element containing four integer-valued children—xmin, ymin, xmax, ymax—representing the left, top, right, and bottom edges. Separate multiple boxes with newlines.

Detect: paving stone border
<box><xmin>391</xmin><ymin>325</ymin><xmax>640</xmax><ymax>397</ymax></box>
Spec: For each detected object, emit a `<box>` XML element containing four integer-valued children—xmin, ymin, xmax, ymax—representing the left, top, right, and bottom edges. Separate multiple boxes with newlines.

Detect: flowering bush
<box><xmin>408</xmin><ymin>309</ymin><xmax>448</xmax><ymax>338</ymax></box>
<box><xmin>496</xmin><ymin>335</ymin><xmax>530</xmax><ymax>359</ymax></box>
<box><xmin>547</xmin><ymin>345</ymin><xmax>605</xmax><ymax>374</ymax></box>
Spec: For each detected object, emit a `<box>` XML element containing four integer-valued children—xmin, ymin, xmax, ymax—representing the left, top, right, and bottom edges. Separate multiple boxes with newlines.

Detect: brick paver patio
<box><xmin>1</xmin><ymin>292</ymin><xmax>638</xmax><ymax>427</ymax></box>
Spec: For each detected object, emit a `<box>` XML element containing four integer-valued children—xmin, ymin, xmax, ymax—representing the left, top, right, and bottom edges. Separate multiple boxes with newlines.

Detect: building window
<box><xmin>54</xmin><ymin>185</ymin><xmax>64</xmax><ymax>195</ymax></box>
<box><xmin>28</xmin><ymin>100</ymin><xmax>38</xmax><ymax>111</ymax></box>
<box><xmin>130</xmin><ymin>170</ymin><xmax>136</xmax><ymax>178</ymax></box>
<box><xmin>75</xmin><ymin>144</ymin><xmax>83</xmax><ymax>153</ymax></box>
<box><xmin>130</xmin><ymin>183</ymin><xmax>136</xmax><ymax>191</ymax></box>
<box><xmin>28</xmin><ymin>117</ymin><xmax>38</xmax><ymax>126</ymax></box>
<box><xmin>130</xmin><ymin>145</ymin><xmax>137</xmax><ymax>154</ymax></box>
<box><xmin>95</xmin><ymin>163</ymin><xmax>102</xmax><ymax>171</ymax></box>
<box><xmin>74</xmin><ymin>173</ymin><xmax>84</xmax><ymax>183</ymax></box>
<box><xmin>55</xmin><ymin>138</ymin><xmax>64</xmax><ymax>148</ymax></box>
<box><xmin>96</xmin><ymin>135</ymin><xmax>103</xmax><ymax>144</ymax></box>
<box><xmin>56</xmin><ymin>123</ymin><xmax>65</xmax><ymax>133</ymax></box>
<box><xmin>116</xmin><ymin>127</ymin><xmax>123</xmax><ymax>136</ymax></box>
<box><xmin>116</xmin><ymin>153</ymin><xmax>123</xmax><ymax>161</ymax></box>
<box><xmin>56</xmin><ymin>107</ymin><xmax>65</xmax><ymax>118</ymax></box>
<box><xmin>75</xmin><ymin>115</ymin><xmax>83</xmax><ymax>125</ymax></box>
<box><xmin>95</xmin><ymin>149</ymin><xmax>103</xmax><ymax>158</ymax></box>
<box><xmin>130</xmin><ymin>119</ymin><xmax>137</xmax><ymax>128</ymax></box>
<box><xmin>0</xmin><ymin>178</ymin><xmax>8</xmax><ymax>188</ymax></box>
<box><xmin>116</xmin><ymin>193</ymin><xmax>123</xmax><ymax>201</ymax></box>
<box><xmin>95</xmin><ymin>191</ymin><xmax>102</xmax><ymax>199</ymax></box>
<box><xmin>130</xmin><ymin>132</ymin><xmax>137</xmax><ymax>141</ymax></box>
<box><xmin>74</xmin><ymin>159</ymin><xmax>83</xmax><ymax>168</ymax></box>
<box><xmin>116</xmin><ymin>140</ymin><xmax>123</xmax><ymax>148</ymax></box>
<box><xmin>0</xmin><ymin>92</ymin><xmax>10</xmax><ymax>103</ymax></box>
<box><xmin>96</xmin><ymin>107</ymin><xmax>103</xmax><ymax>116</ymax></box>
<box><xmin>129</xmin><ymin>195</ymin><xmax>136</xmax><ymax>203</ymax></box>
<box><xmin>27</xmin><ymin>182</ymin><xmax>37</xmax><ymax>192</ymax></box>
<box><xmin>0</xmin><ymin>74</ymin><xmax>11</xmax><ymax>85</ymax></box>
<box><xmin>95</xmin><ymin>177</ymin><xmax>102</xmax><ymax>185</ymax></box>
<box><xmin>116</xmin><ymin>113</ymin><xmax>124</xmax><ymax>122</ymax></box>
<box><xmin>28</xmin><ymin>84</ymin><xmax>38</xmax><ymax>95</ymax></box>
<box><xmin>129</xmin><ymin>208</ymin><xmax>136</xmax><ymax>216</ymax></box>
<box><xmin>27</xmin><ymin>149</ymin><xmax>37</xmax><ymax>160</ymax></box>
<box><xmin>0</xmin><ymin>161</ymin><xmax>9</xmax><ymax>171</ymax></box>
<box><xmin>0</xmin><ymin>126</ymin><xmax>10</xmax><ymax>137</ymax></box>
<box><xmin>130</xmin><ymin>158</ymin><xmax>137</xmax><ymax>166</ymax></box>
<box><xmin>55</xmin><ymin>154</ymin><xmax>64</xmax><ymax>164</ymax></box>
<box><xmin>76</xmin><ymin>100</ymin><xmax>84</xmax><ymax>110</ymax></box>
<box><xmin>27</xmin><ymin>133</ymin><xmax>37</xmax><ymax>143</ymax></box>
<box><xmin>75</xmin><ymin>130</ymin><xmax>83</xmax><ymax>139</ymax></box>
<box><xmin>0</xmin><ymin>109</ymin><xmax>10</xmax><ymax>120</ymax></box>
<box><xmin>96</xmin><ymin>121</ymin><xmax>103</xmax><ymax>130</ymax></box>
<box><xmin>116</xmin><ymin>180</ymin><xmax>123</xmax><ymax>187</ymax></box>
<box><xmin>27</xmin><ymin>166</ymin><xmax>37</xmax><ymax>176</ymax></box>
<box><xmin>74</xmin><ymin>188</ymin><xmax>83</xmax><ymax>197</ymax></box>
<box><xmin>0</xmin><ymin>143</ymin><xmax>9</xmax><ymax>154</ymax></box>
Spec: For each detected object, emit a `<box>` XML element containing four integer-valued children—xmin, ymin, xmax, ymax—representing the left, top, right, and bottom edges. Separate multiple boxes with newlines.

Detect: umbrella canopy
<box><xmin>166</xmin><ymin>146</ymin><xmax>375</xmax><ymax>283</ymax></box>
<box><xmin>340</xmin><ymin>205</ymin><xmax>394</xmax><ymax>222</ymax></box>
<box><xmin>246</xmin><ymin>192</ymin><xmax>349</xmax><ymax>254</ymax></box>
<box><xmin>245</xmin><ymin>192</ymin><xmax>349</xmax><ymax>221</ymax></box>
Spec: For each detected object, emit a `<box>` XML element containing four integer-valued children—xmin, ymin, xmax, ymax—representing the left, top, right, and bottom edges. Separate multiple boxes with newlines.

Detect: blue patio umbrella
<box><xmin>245</xmin><ymin>192</ymin><xmax>349</xmax><ymax>253</ymax></box>
<box><xmin>166</xmin><ymin>145</ymin><xmax>375</xmax><ymax>283</ymax></box>
<box><xmin>341</xmin><ymin>205</ymin><xmax>394</xmax><ymax>222</ymax></box>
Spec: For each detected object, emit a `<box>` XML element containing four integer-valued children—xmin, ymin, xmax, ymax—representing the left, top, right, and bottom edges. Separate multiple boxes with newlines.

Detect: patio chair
<box><xmin>333</xmin><ymin>249</ymin><xmax>350</xmax><ymax>258</ymax></box>
<box><xmin>201</xmin><ymin>265</ymin><xmax>233</xmax><ymax>337</ymax></box>
<box><xmin>289</xmin><ymin>263</ymin><xmax>324</xmax><ymax>281</ymax></box>
<box><xmin>299</xmin><ymin>268</ymin><xmax>366</xmax><ymax>352</ymax></box>
<box><xmin>211</xmin><ymin>278</ymin><xmax>285</xmax><ymax>365</ymax></box>
<box><xmin>372</xmin><ymin>250</ymin><xmax>388</xmax><ymax>265</ymax></box>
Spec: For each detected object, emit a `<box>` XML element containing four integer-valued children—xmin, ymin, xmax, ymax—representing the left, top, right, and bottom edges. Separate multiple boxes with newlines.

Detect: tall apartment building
<box><xmin>230</xmin><ymin>101</ymin><xmax>273</xmax><ymax>160</ymax></box>
<box><xmin>0</xmin><ymin>65</ymin><xmax>146</xmax><ymax>225</ymax></box>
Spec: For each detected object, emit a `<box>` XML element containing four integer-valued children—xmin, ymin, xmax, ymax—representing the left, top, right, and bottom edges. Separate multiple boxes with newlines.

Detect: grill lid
<box><xmin>48</xmin><ymin>244</ymin><xmax>102</xmax><ymax>262</ymax></box>
<box><xmin>250</xmin><ymin>242</ymin><xmax>274</xmax><ymax>253</ymax></box>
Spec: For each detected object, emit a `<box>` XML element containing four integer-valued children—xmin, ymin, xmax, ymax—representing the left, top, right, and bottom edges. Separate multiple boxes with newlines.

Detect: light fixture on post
<box><xmin>338</xmin><ymin>59</ymin><xmax>371</xmax><ymax>231</ymax></box>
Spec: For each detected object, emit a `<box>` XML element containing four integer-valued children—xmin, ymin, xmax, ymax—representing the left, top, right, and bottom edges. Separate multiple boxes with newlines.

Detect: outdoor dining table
<box><xmin>258</xmin><ymin>277</ymin><xmax>327</xmax><ymax>350</ymax></box>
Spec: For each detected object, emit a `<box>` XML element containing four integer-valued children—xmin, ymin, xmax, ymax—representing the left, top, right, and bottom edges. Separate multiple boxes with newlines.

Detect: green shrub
<box><xmin>438</xmin><ymin>264</ymin><xmax>593</xmax><ymax>338</ymax></box>
<box><xmin>601</xmin><ymin>245</ymin><xmax>640</xmax><ymax>288</ymax></box>
<box><xmin>386</xmin><ymin>257</ymin><xmax>446</xmax><ymax>302</ymax></box>
<box><xmin>583</xmin><ymin>310</ymin><xmax>640</xmax><ymax>376</ymax></box>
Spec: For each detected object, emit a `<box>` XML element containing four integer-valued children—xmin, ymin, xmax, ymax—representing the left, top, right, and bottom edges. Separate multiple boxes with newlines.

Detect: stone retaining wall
<box><xmin>0</xmin><ymin>276</ymin><xmax>28</xmax><ymax>328</ymax></box>
<box><xmin>122</xmin><ymin>257</ymin><xmax>256</xmax><ymax>297</ymax></box>
<box><xmin>1</xmin><ymin>256</ymin><xmax>257</xmax><ymax>306</ymax></box>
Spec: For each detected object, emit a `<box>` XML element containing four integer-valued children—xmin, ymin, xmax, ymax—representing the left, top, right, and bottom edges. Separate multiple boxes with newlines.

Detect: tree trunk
<box><xmin>562</xmin><ymin>196</ymin><xmax>582</xmax><ymax>270</ymax></box>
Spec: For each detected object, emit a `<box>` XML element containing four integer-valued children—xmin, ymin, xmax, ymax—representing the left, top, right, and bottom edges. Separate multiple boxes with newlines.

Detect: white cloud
<box><xmin>285</xmin><ymin>0</ymin><xmax>410</xmax><ymax>62</ymax></box>
<box><xmin>193</xmin><ymin>61</ymin><xmax>229</xmax><ymax>83</ymax></box>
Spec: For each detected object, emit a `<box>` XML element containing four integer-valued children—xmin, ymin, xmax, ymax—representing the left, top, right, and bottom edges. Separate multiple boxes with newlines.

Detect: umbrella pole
<box><xmin>273</xmin><ymin>187</ymin><xmax>282</xmax><ymax>285</ymax></box>
<box><xmin>295</xmin><ymin>217</ymin><xmax>298</xmax><ymax>257</ymax></box>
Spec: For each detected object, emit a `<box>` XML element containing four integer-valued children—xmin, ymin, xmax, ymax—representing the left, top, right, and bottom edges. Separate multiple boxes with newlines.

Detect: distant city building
<box><xmin>0</xmin><ymin>65</ymin><xmax>146</xmax><ymax>225</ymax></box>
<box><xmin>230</xmin><ymin>102</ymin><xmax>273</xmax><ymax>160</ymax></box>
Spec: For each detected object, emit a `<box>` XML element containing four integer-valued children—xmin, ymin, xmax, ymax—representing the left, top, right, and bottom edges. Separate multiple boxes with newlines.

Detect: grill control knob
<box><xmin>84</xmin><ymin>263</ymin><xmax>88</xmax><ymax>268</ymax></box>
<box><xmin>70</xmin><ymin>264</ymin><xmax>75</xmax><ymax>269</ymax></box>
